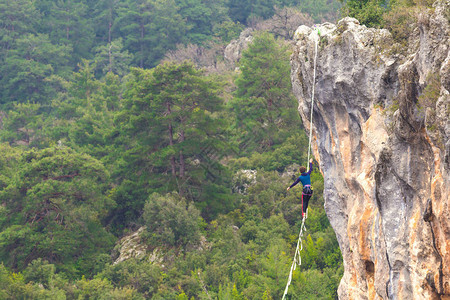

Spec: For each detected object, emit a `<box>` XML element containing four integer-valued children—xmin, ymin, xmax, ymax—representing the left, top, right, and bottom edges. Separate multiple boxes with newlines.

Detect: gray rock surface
<box><xmin>291</xmin><ymin>1</ymin><xmax>449</xmax><ymax>299</ymax></box>
<box><xmin>224</xmin><ymin>28</ymin><xmax>254</xmax><ymax>67</ymax></box>
<box><xmin>232</xmin><ymin>169</ymin><xmax>257</xmax><ymax>194</ymax></box>
<box><xmin>114</xmin><ymin>226</ymin><xmax>148</xmax><ymax>265</ymax></box>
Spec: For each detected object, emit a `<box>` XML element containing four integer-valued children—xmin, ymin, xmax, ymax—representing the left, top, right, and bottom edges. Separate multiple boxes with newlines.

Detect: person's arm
<box><xmin>306</xmin><ymin>159</ymin><xmax>313</xmax><ymax>175</ymax></box>
<box><xmin>287</xmin><ymin>177</ymin><xmax>301</xmax><ymax>190</ymax></box>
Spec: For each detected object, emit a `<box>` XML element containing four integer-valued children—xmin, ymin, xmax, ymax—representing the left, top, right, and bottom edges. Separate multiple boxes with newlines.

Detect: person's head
<box><xmin>299</xmin><ymin>166</ymin><xmax>306</xmax><ymax>174</ymax></box>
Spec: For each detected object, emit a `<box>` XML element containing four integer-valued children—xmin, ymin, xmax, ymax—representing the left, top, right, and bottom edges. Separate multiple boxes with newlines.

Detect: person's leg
<box><xmin>303</xmin><ymin>193</ymin><xmax>311</xmax><ymax>215</ymax></box>
<box><xmin>302</xmin><ymin>187</ymin><xmax>313</xmax><ymax>217</ymax></box>
<box><xmin>301</xmin><ymin>194</ymin><xmax>304</xmax><ymax>217</ymax></box>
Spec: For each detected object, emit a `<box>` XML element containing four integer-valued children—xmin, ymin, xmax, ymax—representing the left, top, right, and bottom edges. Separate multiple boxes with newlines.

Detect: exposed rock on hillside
<box><xmin>113</xmin><ymin>227</ymin><xmax>148</xmax><ymax>264</ymax></box>
<box><xmin>224</xmin><ymin>8</ymin><xmax>313</xmax><ymax>67</ymax></box>
<box><xmin>224</xmin><ymin>28</ymin><xmax>254</xmax><ymax>66</ymax></box>
<box><xmin>232</xmin><ymin>169</ymin><xmax>257</xmax><ymax>194</ymax></box>
<box><xmin>113</xmin><ymin>227</ymin><xmax>210</xmax><ymax>267</ymax></box>
<box><xmin>291</xmin><ymin>1</ymin><xmax>449</xmax><ymax>299</ymax></box>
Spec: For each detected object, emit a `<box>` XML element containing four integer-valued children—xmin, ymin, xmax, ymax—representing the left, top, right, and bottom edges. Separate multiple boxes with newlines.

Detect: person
<box><xmin>287</xmin><ymin>159</ymin><xmax>313</xmax><ymax>219</ymax></box>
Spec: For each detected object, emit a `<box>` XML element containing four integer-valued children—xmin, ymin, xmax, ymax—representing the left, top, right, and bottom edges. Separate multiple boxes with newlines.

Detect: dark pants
<box><xmin>302</xmin><ymin>186</ymin><xmax>313</xmax><ymax>214</ymax></box>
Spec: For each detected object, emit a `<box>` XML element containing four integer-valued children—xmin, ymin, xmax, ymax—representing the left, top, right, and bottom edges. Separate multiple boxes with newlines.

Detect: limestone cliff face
<box><xmin>291</xmin><ymin>1</ymin><xmax>449</xmax><ymax>299</ymax></box>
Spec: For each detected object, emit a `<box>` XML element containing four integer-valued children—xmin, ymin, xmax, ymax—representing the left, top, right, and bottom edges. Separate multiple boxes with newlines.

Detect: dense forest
<box><xmin>0</xmin><ymin>0</ymin><xmax>427</xmax><ymax>298</ymax></box>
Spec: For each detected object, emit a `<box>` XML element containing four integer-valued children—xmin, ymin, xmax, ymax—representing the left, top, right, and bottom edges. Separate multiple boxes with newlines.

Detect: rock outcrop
<box><xmin>113</xmin><ymin>226</ymin><xmax>149</xmax><ymax>264</ymax></box>
<box><xmin>232</xmin><ymin>169</ymin><xmax>257</xmax><ymax>194</ymax></box>
<box><xmin>224</xmin><ymin>28</ymin><xmax>254</xmax><ymax>67</ymax></box>
<box><xmin>291</xmin><ymin>1</ymin><xmax>449</xmax><ymax>299</ymax></box>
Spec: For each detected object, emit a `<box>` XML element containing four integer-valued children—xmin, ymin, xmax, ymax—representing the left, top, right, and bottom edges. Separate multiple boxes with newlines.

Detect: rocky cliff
<box><xmin>291</xmin><ymin>1</ymin><xmax>449</xmax><ymax>299</ymax></box>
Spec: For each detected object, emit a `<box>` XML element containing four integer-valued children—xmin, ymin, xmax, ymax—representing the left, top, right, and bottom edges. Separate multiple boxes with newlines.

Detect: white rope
<box><xmin>282</xmin><ymin>28</ymin><xmax>319</xmax><ymax>300</ymax></box>
<box><xmin>282</xmin><ymin>215</ymin><xmax>307</xmax><ymax>300</ymax></box>
<box><xmin>306</xmin><ymin>30</ymin><xmax>319</xmax><ymax>172</ymax></box>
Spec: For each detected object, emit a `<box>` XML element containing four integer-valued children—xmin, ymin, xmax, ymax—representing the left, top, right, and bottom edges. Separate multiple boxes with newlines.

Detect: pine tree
<box><xmin>0</xmin><ymin>0</ymin><xmax>38</xmax><ymax>60</ymax></box>
<box><xmin>231</xmin><ymin>31</ymin><xmax>297</xmax><ymax>152</ymax></box>
<box><xmin>0</xmin><ymin>33</ymin><xmax>70</xmax><ymax>105</ymax></box>
<box><xmin>38</xmin><ymin>0</ymin><xmax>94</xmax><ymax>65</ymax></box>
<box><xmin>113</xmin><ymin>0</ymin><xmax>186</xmax><ymax>68</ymax></box>
<box><xmin>114</xmin><ymin>61</ymin><xmax>230</xmax><ymax>223</ymax></box>
<box><xmin>0</xmin><ymin>146</ymin><xmax>115</xmax><ymax>276</ymax></box>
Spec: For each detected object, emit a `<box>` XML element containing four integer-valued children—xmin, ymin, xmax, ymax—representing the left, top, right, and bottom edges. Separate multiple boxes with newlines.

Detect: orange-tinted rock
<box><xmin>291</xmin><ymin>1</ymin><xmax>449</xmax><ymax>298</ymax></box>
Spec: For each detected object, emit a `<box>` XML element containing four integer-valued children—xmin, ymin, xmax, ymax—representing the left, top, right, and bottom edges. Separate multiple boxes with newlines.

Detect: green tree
<box><xmin>37</xmin><ymin>0</ymin><xmax>94</xmax><ymax>64</ymax></box>
<box><xmin>73</xmin><ymin>277</ymin><xmax>142</xmax><ymax>300</ymax></box>
<box><xmin>0</xmin><ymin>146</ymin><xmax>115</xmax><ymax>276</ymax></box>
<box><xmin>48</xmin><ymin>64</ymin><xmax>123</xmax><ymax>185</ymax></box>
<box><xmin>115</xmin><ymin>61</ymin><xmax>230</xmax><ymax>222</ymax></box>
<box><xmin>213</xmin><ymin>21</ymin><xmax>245</xmax><ymax>43</ymax></box>
<box><xmin>227</xmin><ymin>0</ymin><xmax>297</xmax><ymax>24</ymax></box>
<box><xmin>289</xmin><ymin>267</ymin><xmax>343</xmax><ymax>299</ymax></box>
<box><xmin>93</xmin><ymin>38</ymin><xmax>133</xmax><ymax>77</ymax></box>
<box><xmin>231</xmin><ymin>31</ymin><xmax>298</xmax><ymax>152</ymax></box>
<box><xmin>143</xmin><ymin>192</ymin><xmax>202</xmax><ymax>248</ymax></box>
<box><xmin>0</xmin><ymin>0</ymin><xmax>38</xmax><ymax>60</ymax></box>
<box><xmin>244</xmin><ymin>241</ymin><xmax>289</xmax><ymax>299</ymax></box>
<box><xmin>175</xmin><ymin>0</ymin><xmax>229</xmax><ymax>44</ymax></box>
<box><xmin>0</xmin><ymin>144</ymin><xmax>23</xmax><ymax>206</ymax></box>
<box><xmin>0</xmin><ymin>262</ymin><xmax>67</xmax><ymax>299</ymax></box>
<box><xmin>339</xmin><ymin>0</ymin><xmax>386</xmax><ymax>27</ymax></box>
<box><xmin>149</xmin><ymin>61</ymin><xmax>223</xmax><ymax>181</ymax></box>
<box><xmin>91</xmin><ymin>0</ymin><xmax>123</xmax><ymax>45</ymax></box>
<box><xmin>50</xmin><ymin>59</ymin><xmax>100</xmax><ymax>123</ymax></box>
<box><xmin>227</xmin><ymin>0</ymin><xmax>252</xmax><ymax>24</ymax></box>
<box><xmin>49</xmin><ymin>59</ymin><xmax>114</xmax><ymax>155</ymax></box>
<box><xmin>298</xmin><ymin>0</ymin><xmax>341</xmax><ymax>22</ymax></box>
<box><xmin>67</xmin><ymin>88</ymin><xmax>118</xmax><ymax>158</ymax></box>
<box><xmin>113</xmin><ymin>0</ymin><xmax>186</xmax><ymax>68</ymax></box>
<box><xmin>23</xmin><ymin>258</ymin><xmax>58</xmax><ymax>289</ymax></box>
<box><xmin>97</xmin><ymin>258</ymin><xmax>161</xmax><ymax>297</ymax></box>
<box><xmin>0</xmin><ymin>102</ymin><xmax>49</xmax><ymax>147</ymax></box>
<box><xmin>0</xmin><ymin>33</ymin><xmax>70</xmax><ymax>105</ymax></box>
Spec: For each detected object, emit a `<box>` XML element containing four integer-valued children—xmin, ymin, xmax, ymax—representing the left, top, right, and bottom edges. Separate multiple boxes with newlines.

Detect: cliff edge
<box><xmin>291</xmin><ymin>1</ymin><xmax>449</xmax><ymax>299</ymax></box>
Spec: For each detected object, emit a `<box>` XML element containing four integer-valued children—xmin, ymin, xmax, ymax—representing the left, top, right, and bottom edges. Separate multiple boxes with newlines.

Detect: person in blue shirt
<box><xmin>287</xmin><ymin>159</ymin><xmax>313</xmax><ymax>218</ymax></box>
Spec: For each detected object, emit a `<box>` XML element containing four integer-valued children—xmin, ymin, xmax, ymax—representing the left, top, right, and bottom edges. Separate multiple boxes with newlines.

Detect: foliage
<box><xmin>0</xmin><ymin>146</ymin><xmax>115</xmax><ymax>277</ymax></box>
<box><xmin>0</xmin><ymin>0</ymin><xmax>344</xmax><ymax>108</ymax></box>
<box><xmin>213</xmin><ymin>21</ymin><xmax>245</xmax><ymax>43</ymax></box>
<box><xmin>288</xmin><ymin>267</ymin><xmax>343</xmax><ymax>299</ymax></box>
<box><xmin>298</xmin><ymin>0</ymin><xmax>341</xmax><ymax>23</ymax></box>
<box><xmin>226</xmin><ymin>0</ymin><xmax>314</xmax><ymax>25</ymax></box>
<box><xmin>382</xmin><ymin>0</ymin><xmax>418</xmax><ymax>45</ymax></box>
<box><xmin>93</xmin><ymin>38</ymin><xmax>134</xmax><ymax>77</ymax></box>
<box><xmin>37</xmin><ymin>0</ymin><xmax>94</xmax><ymax>65</ymax></box>
<box><xmin>0</xmin><ymin>0</ymin><xmax>39</xmax><ymax>60</ymax></box>
<box><xmin>175</xmin><ymin>0</ymin><xmax>229</xmax><ymax>44</ymax></box>
<box><xmin>0</xmin><ymin>102</ymin><xmax>50</xmax><ymax>148</ymax></box>
<box><xmin>142</xmin><ymin>193</ymin><xmax>202</xmax><ymax>248</ymax></box>
<box><xmin>418</xmin><ymin>73</ymin><xmax>441</xmax><ymax>112</ymax></box>
<box><xmin>418</xmin><ymin>72</ymin><xmax>441</xmax><ymax>133</ymax></box>
<box><xmin>112</xmin><ymin>0</ymin><xmax>187</xmax><ymax>68</ymax></box>
<box><xmin>339</xmin><ymin>0</ymin><xmax>387</xmax><ymax>28</ymax></box>
<box><xmin>0</xmin><ymin>33</ymin><xmax>70</xmax><ymax>105</ymax></box>
<box><xmin>97</xmin><ymin>258</ymin><xmax>160</xmax><ymax>298</ymax></box>
<box><xmin>115</xmin><ymin>61</ymin><xmax>232</xmax><ymax>222</ymax></box>
<box><xmin>230</xmin><ymin>31</ymin><xmax>299</xmax><ymax>153</ymax></box>
<box><xmin>0</xmin><ymin>1</ymin><xmax>346</xmax><ymax>298</ymax></box>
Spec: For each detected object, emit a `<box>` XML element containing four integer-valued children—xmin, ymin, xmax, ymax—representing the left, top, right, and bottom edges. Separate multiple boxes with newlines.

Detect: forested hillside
<box><xmin>0</xmin><ymin>0</ymin><xmax>346</xmax><ymax>298</ymax></box>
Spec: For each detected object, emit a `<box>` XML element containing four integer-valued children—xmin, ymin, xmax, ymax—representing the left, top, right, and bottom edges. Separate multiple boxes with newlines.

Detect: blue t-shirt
<box><xmin>289</xmin><ymin>162</ymin><xmax>313</xmax><ymax>188</ymax></box>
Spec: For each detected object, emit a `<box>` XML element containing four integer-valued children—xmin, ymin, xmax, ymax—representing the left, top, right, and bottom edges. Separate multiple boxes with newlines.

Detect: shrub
<box><xmin>97</xmin><ymin>259</ymin><xmax>160</xmax><ymax>297</ymax></box>
<box><xmin>382</xmin><ymin>1</ymin><xmax>418</xmax><ymax>45</ymax></box>
<box><xmin>418</xmin><ymin>72</ymin><xmax>440</xmax><ymax>112</ymax></box>
<box><xmin>340</xmin><ymin>0</ymin><xmax>387</xmax><ymax>28</ymax></box>
<box><xmin>143</xmin><ymin>193</ymin><xmax>202</xmax><ymax>248</ymax></box>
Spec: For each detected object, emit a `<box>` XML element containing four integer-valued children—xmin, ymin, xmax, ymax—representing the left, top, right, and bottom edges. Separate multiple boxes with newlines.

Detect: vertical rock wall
<box><xmin>290</xmin><ymin>1</ymin><xmax>449</xmax><ymax>299</ymax></box>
